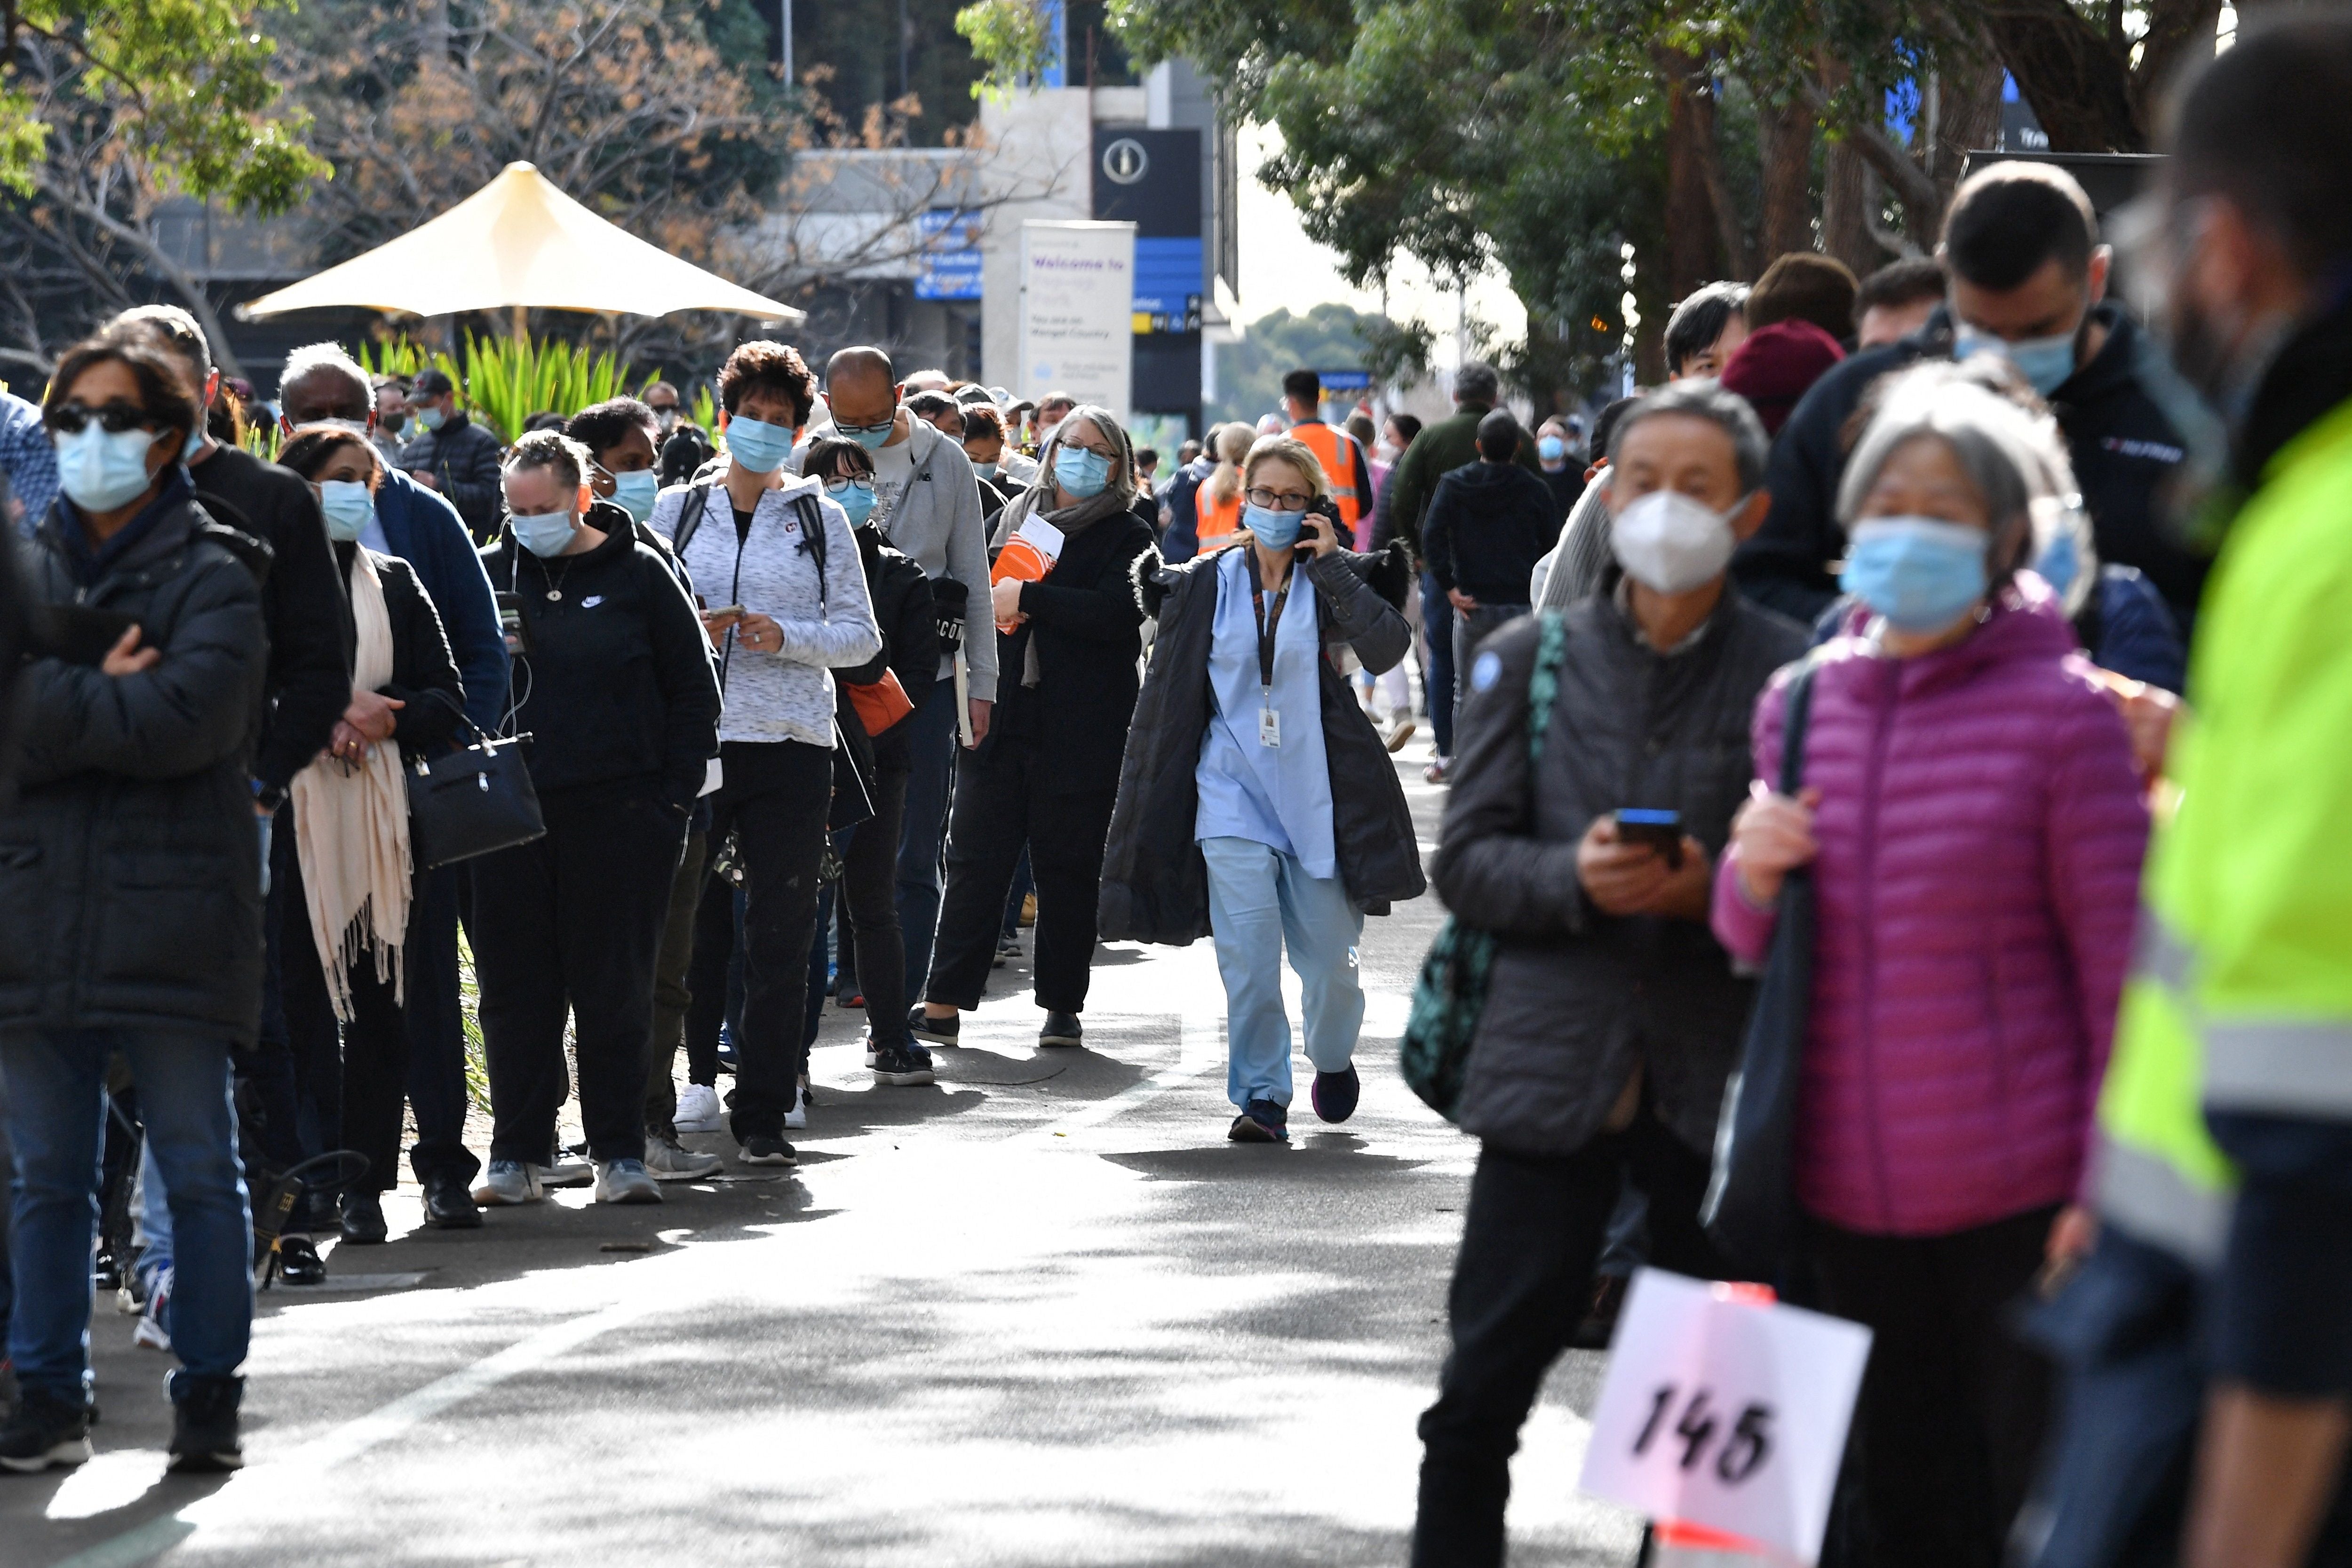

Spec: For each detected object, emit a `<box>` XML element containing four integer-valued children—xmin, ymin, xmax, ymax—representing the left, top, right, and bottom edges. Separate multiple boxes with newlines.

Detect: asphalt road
<box><xmin>9</xmin><ymin>754</ymin><xmax>1645</xmax><ymax>1568</ymax></box>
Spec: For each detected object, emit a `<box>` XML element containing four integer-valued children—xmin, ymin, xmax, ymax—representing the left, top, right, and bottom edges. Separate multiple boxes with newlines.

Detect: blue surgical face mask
<box><xmin>1955</xmin><ymin>326</ymin><xmax>2077</xmax><ymax>397</ymax></box>
<box><xmin>318</xmin><ymin>479</ymin><xmax>375</xmax><ymax>542</ymax></box>
<box><xmin>834</xmin><ymin>485</ymin><xmax>877</xmax><ymax>526</ymax></box>
<box><xmin>726</xmin><ymin>414</ymin><xmax>795</xmax><ymax>475</ymax></box>
<box><xmin>54</xmin><ymin>423</ymin><xmax>165</xmax><ymax>513</ymax></box>
<box><xmin>2032</xmin><ymin>525</ymin><xmax>2081</xmax><ymax>603</ymax></box>
<box><xmin>973</xmin><ymin>460</ymin><xmax>999</xmax><ymax>482</ymax></box>
<box><xmin>1055</xmin><ymin>445</ymin><xmax>1112</xmax><ymax>499</ymax></box>
<box><xmin>1244</xmin><ymin>502</ymin><xmax>1302</xmax><ymax>551</ymax></box>
<box><xmin>837</xmin><ymin>417</ymin><xmax>896</xmax><ymax>452</ymax></box>
<box><xmin>1537</xmin><ymin>435</ymin><xmax>1567</xmax><ymax>463</ymax></box>
<box><xmin>414</xmin><ymin>403</ymin><xmax>447</xmax><ymax>432</ymax></box>
<box><xmin>1840</xmin><ymin>517</ymin><xmax>1992</xmax><ymax>634</ymax></box>
<box><xmin>183</xmin><ymin>424</ymin><xmax>207</xmax><ymax>459</ymax></box>
<box><xmin>513</xmin><ymin>510</ymin><xmax>580</xmax><ymax>558</ymax></box>
<box><xmin>611</xmin><ymin>469</ymin><xmax>660</xmax><ymax>524</ymax></box>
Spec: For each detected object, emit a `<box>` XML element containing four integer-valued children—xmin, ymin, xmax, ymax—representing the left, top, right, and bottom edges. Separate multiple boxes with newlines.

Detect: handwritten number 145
<box><xmin>1632</xmin><ymin>1385</ymin><xmax>1773</xmax><ymax>1484</ymax></box>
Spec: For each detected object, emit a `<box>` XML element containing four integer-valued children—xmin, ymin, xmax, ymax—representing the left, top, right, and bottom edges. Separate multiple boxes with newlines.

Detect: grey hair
<box><xmin>1607</xmin><ymin>378</ymin><xmax>1771</xmax><ymax>493</ymax></box>
<box><xmin>1454</xmin><ymin>361</ymin><xmax>1501</xmax><ymax>403</ymax></box>
<box><xmin>504</xmin><ymin>428</ymin><xmax>590</xmax><ymax>492</ymax></box>
<box><xmin>279</xmin><ymin>342</ymin><xmax>373</xmax><ymax>418</ymax></box>
<box><xmin>1835</xmin><ymin>367</ymin><xmax>2046</xmax><ymax>578</ymax></box>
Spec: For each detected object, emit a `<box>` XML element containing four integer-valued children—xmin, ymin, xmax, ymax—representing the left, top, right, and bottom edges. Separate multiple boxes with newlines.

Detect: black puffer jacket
<box><xmin>834</xmin><ymin>523</ymin><xmax>938</xmax><ymax>769</ymax></box>
<box><xmin>1437</xmin><ymin>578</ymin><xmax>1806</xmax><ymax>1158</ymax></box>
<box><xmin>1</xmin><ymin>485</ymin><xmax>270</xmax><ymax>1043</ymax></box>
<box><xmin>1099</xmin><ymin>540</ymin><xmax>1426</xmax><ymax>945</ymax></box>
<box><xmin>340</xmin><ymin>541</ymin><xmax>467</xmax><ymax>762</ymax></box>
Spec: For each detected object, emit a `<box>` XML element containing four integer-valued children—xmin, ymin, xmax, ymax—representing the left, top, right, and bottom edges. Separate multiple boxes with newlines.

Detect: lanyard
<box><xmin>1248</xmin><ymin>565</ymin><xmax>1294</xmax><ymax>695</ymax></box>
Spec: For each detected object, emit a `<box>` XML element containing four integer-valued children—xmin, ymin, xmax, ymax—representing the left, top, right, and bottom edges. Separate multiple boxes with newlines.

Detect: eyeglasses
<box><xmin>48</xmin><ymin>400</ymin><xmax>155</xmax><ymax>436</ymax></box>
<box><xmin>1244</xmin><ymin>486</ymin><xmax>1312</xmax><ymax>513</ymax></box>
<box><xmin>822</xmin><ymin>475</ymin><xmax>876</xmax><ymax>495</ymax></box>
<box><xmin>834</xmin><ymin>420</ymin><xmax>895</xmax><ymax>439</ymax></box>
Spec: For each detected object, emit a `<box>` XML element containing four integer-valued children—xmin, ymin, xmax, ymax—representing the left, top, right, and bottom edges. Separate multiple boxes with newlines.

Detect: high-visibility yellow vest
<box><xmin>2093</xmin><ymin>394</ymin><xmax>2352</xmax><ymax>1265</ymax></box>
<box><xmin>1290</xmin><ymin>421</ymin><xmax>1366</xmax><ymax>539</ymax></box>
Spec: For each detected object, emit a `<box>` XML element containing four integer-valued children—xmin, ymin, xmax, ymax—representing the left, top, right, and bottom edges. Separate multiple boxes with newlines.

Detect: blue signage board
<box><xmin>915</xmin><ymin>209</ymin><xmax>983</xmax><ymax>302</ymax></box>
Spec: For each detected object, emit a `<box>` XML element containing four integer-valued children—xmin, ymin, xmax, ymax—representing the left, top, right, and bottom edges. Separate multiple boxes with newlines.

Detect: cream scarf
<box><xmin>291</xmin><ymin>548</ymin><xmax>414</xmax><ymax>1019</ymax></box>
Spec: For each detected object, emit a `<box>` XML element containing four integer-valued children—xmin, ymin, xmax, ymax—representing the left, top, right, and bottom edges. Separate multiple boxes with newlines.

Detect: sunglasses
<box><xmin>48</xmin><ymin>400</ymin><xmax>159</xmax><ymax>436</ymax></box>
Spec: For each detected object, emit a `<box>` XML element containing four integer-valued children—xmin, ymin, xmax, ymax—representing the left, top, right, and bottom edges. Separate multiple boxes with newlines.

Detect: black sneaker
<box><xmin>0</xmin><ymin>1387</ymin><xmax>92</xmax><ymax>1473</ymax></box>
<box><xmin>994</xmin><ymin>933</ymin><xmax>1019</xmax><ymax>968</ymax></box>
<box><xmin>1039</xmin><ymin>1010</ymin><xmax>1083</xmax><ymax>1048</ymax></box>
<box><xmin>872</xmin><ymin>1043</ymin><xmax>938</xmax><ymax>1086</ymax></box>
<box><xmin>167</xmin><ymin>1375</ymin><xmax>243</xmax><ymax>1472</ymax></box>
<box><xmin>1227</xmin><ymin>1098</ymin><xmax>1289</xmax><ymax>1143</ymax></box>
<box><xmin>738</xmin><ymin>1134</ymin><xmax>798</xmax><ymax>1168</ymax></box>
<box><xmin>1311</xmin><ymin>1065</ymin><xmax>1361</xmax><ymax>1124</ymax></box>
<box><xmin>909</xmin><ymin>1006</ymin><xmax>960</xmax><ymax>1045</ymax></box>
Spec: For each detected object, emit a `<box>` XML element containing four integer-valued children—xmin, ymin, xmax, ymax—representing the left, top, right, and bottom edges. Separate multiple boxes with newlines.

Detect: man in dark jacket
<box><xmin>1421</xmin><ymin>409</ymin><xmax>1560</xmax><ymax>737</ymax></box>
<box><xmin>397</xmin><ymin>367</ymin><xmax>507</xmax><ymax>543</ymax></box>
<box><xmin>1737</xmin><ymin>162</ymin><xmax>2209</xmax><ymax>629</ymax></box>
<box><xmin>0</xmin><ymin>330</ymin><xmax>268</xmax><ymax>1474</ymax></box>
<box><xmin>277</xmin><ymin>344</ymin><xmax>513</xmax><ymax>1224</ymax></box>
<box><xmin>1410</xmin><ymin>381</ymin><xmax>1807</xmax><ymax>1568</ymax></box>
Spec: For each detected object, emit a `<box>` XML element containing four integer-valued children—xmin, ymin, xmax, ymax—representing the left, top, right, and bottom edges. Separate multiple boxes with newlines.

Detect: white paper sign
<box><xmin>1015</xmin><ymin>515</ymin><xmax>1065</xmax><ymax>562</ymax></box>
<box><xmin>1577</xmin><ymin>1269</ymin><xmax>1871</xmax><ymax>1566</ymax></box>
<box><xmin>1018</xmin><ymin>220</ymin><xmax>1136</xmax><ymax>423</ymax></box>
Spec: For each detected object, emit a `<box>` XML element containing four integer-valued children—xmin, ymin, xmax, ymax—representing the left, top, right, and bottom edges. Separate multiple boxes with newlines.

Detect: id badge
<box><xmin>1259</xmin><ymin>706</ymin><xmax>1281</xmax><ymax>748</ymax></box>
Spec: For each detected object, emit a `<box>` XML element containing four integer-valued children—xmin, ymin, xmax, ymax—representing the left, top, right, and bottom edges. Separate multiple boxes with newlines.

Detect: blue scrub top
<box><xmin>1194</xmin><ymin>546</ymin><xmax>1336</xmax><ymax>877</ymax></box>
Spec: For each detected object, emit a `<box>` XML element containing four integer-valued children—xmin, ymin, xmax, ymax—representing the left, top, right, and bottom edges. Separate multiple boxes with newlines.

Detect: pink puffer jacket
<box><xmin>1711</xmin><ymin>581</ymin><xmax>2149</xmax><ymax>1237</ymax></box>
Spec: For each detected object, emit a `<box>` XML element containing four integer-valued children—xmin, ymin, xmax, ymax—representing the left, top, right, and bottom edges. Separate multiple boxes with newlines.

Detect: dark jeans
<box><xmin>683</xmin><ymin>863</ymin><xmax>736</xmax><ymax>1086</ymax></box>
<box><xmin>704</xmin><ymin>740</ymin><xmax>833</xmax><ymax>1140</ymax></box>
<box><xmin>243</xmin><ymin>812</ymin><xmax>304</xmax><ymax>1179</ymax></box>
<box><xmin>276</xmin><ymin>835</ymin><xmax>420</xmax><ymax>1197</ymax></box>
<box><xmin>1413</xmin><ymin>1114</ymin><xmax>1725</xmax><ymax>1568</ymax></box>
<box><xmin>404</xmin><ymin>865</ymin><xmax>478</xmax><ymax>1184</ymax></box>
<box><xmin>894</xmin><ymin>677</ymin><xmax>962</xmax><ymax>1005</ymax></box>
<box><xmin>925</xmin><ymin>736</ymin><xmax>1115</xmax><ymax>1015</ymax></box>
<box><xmin>1419</xmin><ymin>571</ymin><xmax>1457</xmax><ymax>758</ymax></box>
<box><xmin>644</xmin><ymin>826</ymin><xmax>708</xmax><ymax>1138</ymax></box>
<box><xmin>1452</xmin><ymin>602</ymin><xmax>1528</xmax><ymax>740</ymax></box>
<box><xmin>470</xmin><ymin>776</ymin><xmax>685</xmax><ymax>1165</ymax></box>
<box><xmin>1809</xmin><ymin>1205</ymin><xmax>2058</xmax><ymax>1568</ymax></box>
<box><xmin>842</xmin><ymin>760</ymin><xmax>912</xmax><ymax>1046</ymax></box>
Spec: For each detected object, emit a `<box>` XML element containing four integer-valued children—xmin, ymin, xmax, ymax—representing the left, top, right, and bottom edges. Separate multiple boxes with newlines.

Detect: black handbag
<box><xmin>405</xmin><ymin>724</ymin><xmax>547</xmax><ymax>870</ymax></box>
<box><xmin>1700</xmin><ymin>657</ymin><xmax>1822</xmax><ymax>1276</ymax></box>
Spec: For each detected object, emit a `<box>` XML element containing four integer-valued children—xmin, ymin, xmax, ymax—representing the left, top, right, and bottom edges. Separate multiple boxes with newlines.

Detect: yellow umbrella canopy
<box><xmin>241</xmin><ymin>161</ymin><xmax>804</xmax><ymax>322</ymax></box>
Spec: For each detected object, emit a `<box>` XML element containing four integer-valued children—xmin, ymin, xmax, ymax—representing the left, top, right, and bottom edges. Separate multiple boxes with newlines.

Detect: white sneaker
<box><xmin>133</xmin><ymin>1266</ymin><xmax>172</xmax><ymax>1352</ymax></box>
<box><xmin>534</xmin><ymin>1153</ymin><xmax>593</xmax><ymax>1189</ymax></box>
<box><xmin>673</xmin><ymin>1082</ymin><xmax>723</xmax><ymax>1134</ymax></box>
<box><xmin>593</xmin><ymin>1158</ymin><xmax>663</xmax><ymax>1205</ymax></box>
<box><xmin>474</xmin><ymin>1160</ymin><xmax>545</xmax><ymax>1206</ymax></box>
<box><xmin>784</xmin><ymin>1084</ymin><xmax>808</xmax><ymax>1130</ymax></box>
<box><xmin>643</xmin><ymin>1135</ymin><xmax>723</xmax><ymax>1182</ymax></box>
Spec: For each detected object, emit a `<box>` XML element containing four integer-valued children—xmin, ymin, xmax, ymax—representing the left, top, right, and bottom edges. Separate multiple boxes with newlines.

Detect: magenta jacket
<box><xmin>1711</xmin><ymin>581</ymin><xmax>2149</xmax><ymax>1237</ymax></box>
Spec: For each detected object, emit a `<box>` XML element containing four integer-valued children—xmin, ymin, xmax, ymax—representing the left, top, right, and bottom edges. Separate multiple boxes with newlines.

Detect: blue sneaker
<box><xmin>1311</xmin><ymin>1065</ymin><xmax>1361</xmax><ymax>1123</ymax></box>
<box><xmin>594</xmin><ymin>1158</ymin><xmax>662</xmax><ymax>1204</ymax></box>
<box><xmin>1228</xmin><ymin>1098</ymin><xmax>1289</xmax><ymax>1143</ymax></box>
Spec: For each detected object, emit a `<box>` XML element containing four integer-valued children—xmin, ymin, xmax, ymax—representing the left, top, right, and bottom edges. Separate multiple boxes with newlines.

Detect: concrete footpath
<box><xmin>8</xmin><ymin>756</ymin><xmax>1644</xmax><ymax>1568</ymax></box>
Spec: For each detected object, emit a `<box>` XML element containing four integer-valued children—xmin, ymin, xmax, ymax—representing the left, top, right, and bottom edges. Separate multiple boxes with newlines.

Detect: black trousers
<box><xmin>702</xmin><ymin>740</ymin><xmax>833</xmax><ymax>1140</ymax></box>
<box><xmin>1413</xmin><ymin>1114</ymin><xmax>1726</xmax><ymax>1568</ymax></box>
<box><xmin>643</xmin><ymin>826</ymin><xmax>708</xmax><ymax>1137</ymax></box>
<box><xmin>276</xmin><ymin>835</ymin><xmax>420</xmax><ymax>1198</ymax></box>
<box><xmin>1809</xmin><ymin>1205</ymin><xmax>2058</xmax><ymax>1568</ymax></box>
<box><xmin>925</xmin><ymin>735</ymin><xmax>1115</xmax><ymax>1015</ymax></box>
<box><xmin>470</xmin><ymin>776</ymin><xmax>685</xmax><ymax>1165</ymax></box>
<box><xmin>404</xmin><ymin>865</ymin><xmax>478</xmax><ymax>1183</ymax></box>
<box><xmin>840</xmin><ymin>759</ymin><xmax>911</xmax><ymax>1046</ymax></box>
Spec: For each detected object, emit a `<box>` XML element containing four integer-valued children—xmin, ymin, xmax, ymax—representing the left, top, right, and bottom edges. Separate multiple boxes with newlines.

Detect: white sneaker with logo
<box><xmin>673</xmin><ymin>1082</ymin><xmax>723</xmax><ymax>1134</ymax></box>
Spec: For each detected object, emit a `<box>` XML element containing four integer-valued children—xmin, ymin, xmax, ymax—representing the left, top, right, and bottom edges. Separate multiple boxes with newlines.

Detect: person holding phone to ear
<box><xmin>1101</xmin><ymin>433</ymin><xmax>1423</xmax><ymax>1144</ymax></box>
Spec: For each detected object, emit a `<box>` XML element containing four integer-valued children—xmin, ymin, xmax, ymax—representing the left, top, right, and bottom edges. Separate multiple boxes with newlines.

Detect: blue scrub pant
<box><xmin>1201</xmin><ymin>836</ymin><xmax>1364</xmax><ymax>1110</ymax></box>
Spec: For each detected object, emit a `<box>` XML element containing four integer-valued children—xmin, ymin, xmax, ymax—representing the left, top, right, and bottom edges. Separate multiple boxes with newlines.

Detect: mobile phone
<box><xmin>702</xmin><ymin>604</ymin><xmax>746</xmax><ymax>621</ymax></box>
<box><xmin>1613</xmin><ymin>808</ymin><xmax>1685</xmax><ymax>868</ymax></box>
<box><xmin>1297</xmin><ymin>496</ymin><xmax>1343</xmax><ymax>560</ymax></box>
<box><xmin>494</xmin><ymin>590</ymin><xmax>532</xmax><ymax>655</ymax></box>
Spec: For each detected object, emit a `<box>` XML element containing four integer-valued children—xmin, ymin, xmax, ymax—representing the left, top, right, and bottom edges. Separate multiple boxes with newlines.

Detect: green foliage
<box><xmin>954</xmin><ymin>0</ymin><xmax>1056</xmax><ymax>96</ymax></box>
<box><xmin>356</xmin><ymin>333</ymin><xmax>672</xmax><ymax>446</ymax></box>
<box><xmin>1210</xmin><ymin>303</ymin><xmax>1391</xmax><ymax>427</ymax></box>
<box><xmin>0</xmin><ymin>0</ymin><xmax>327</xmax><ymax>212</ymax></box>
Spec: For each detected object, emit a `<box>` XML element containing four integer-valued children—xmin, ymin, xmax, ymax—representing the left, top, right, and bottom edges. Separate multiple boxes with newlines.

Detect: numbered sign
<box><xmin>1577</xmin><ymin>1269</ymin><xmax>1871</xmax><ymax>1565</ymax></box>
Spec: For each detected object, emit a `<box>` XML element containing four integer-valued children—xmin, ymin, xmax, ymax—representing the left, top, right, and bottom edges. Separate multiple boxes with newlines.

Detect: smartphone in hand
<box><xmin>1613</xmin><ymin>808</ymin><xmax>1685</xmax><ymax>868</ymax></box>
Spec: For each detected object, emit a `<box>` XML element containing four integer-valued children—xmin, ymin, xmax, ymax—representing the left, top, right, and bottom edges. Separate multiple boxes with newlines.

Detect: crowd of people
<box><xmin>0</xmin><ymin>17</ymin><xmax>2347</xmax><ymax>1568</ymax></box>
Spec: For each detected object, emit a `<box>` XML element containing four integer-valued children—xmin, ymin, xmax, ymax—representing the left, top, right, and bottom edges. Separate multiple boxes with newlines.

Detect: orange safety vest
<box><xmin>1288</xmin><ymin>421</ymin><xmax>1365</xmax><ymax>539</ymax></box>
<box><xmin>1195</xmin><ymin>483</ymin><xmax>1242</xmax><ymax>545</ymax></box>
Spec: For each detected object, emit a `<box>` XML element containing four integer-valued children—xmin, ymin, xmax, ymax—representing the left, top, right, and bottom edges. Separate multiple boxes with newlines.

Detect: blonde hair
<box><xmin>1242</xmin><ymin>434</ymin><xmax>1329</xmax><ymax>500</ymax></box>
<box><xmin>1204</xmin><ymin>422</ymin><xmax>1255</xmax><ymax>506</ymax></box>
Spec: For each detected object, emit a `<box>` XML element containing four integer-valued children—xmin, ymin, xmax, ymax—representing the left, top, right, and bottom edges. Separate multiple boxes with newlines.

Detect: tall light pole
<box><xmin>780</xmin><ymin>0</ymin><xmax>794</xmax><ymax>89</ymax></box>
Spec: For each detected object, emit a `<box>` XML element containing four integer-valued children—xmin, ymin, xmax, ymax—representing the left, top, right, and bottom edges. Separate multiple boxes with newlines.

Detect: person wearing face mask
<box><xmin>270</xmin><ymin>427</ymin><xmax>466</xmax><ymax>1250</ymax></box>
<box><xmin>1409</xmin><ymin>381</ymin><xmax>1807</xmax><ymax>1568</ymax></box>
<box><xmin>1419</xmin><ymin>409</ymin><xmax>1562</xmax><ymax>741</ymax></box>
<box><xmin>652</xmin><ymin>342</ymin><xmax>881</xmax><ymax>1164</ymax></box>
<box><xmin>274</xmin><ymin>340</ymin><xmax>506</xmax><ymax>1227</ymax></box>
<box><xmin>1100</xmin><ymin>434</ymin><xmax>1422</xmax><ymax>1143</ymax></box>
<box><xmin>1533</xmin><ymin>415</ymin><xmax>1585</xmax><ymax>521</ymax></box>
<box><xmin>565</xmin><ymin>397</ymin><xmax>670</xmax><ymax>538</ymax></box>
<box><xmin>1742</xmin><ymin>162</ymin><xmax>2208</xmax><ymax>632</ymax></box>
<box><xmin>799</xmin><ymin>345</ymin><xmax>996</xmax><ymax>1026</ymax></box>
<box><xmin>369</xmin><ymin>376</ymin><xmax>409</xmax><ymax>467</ymax></box>
<box><xmin>470</xmin><ymin>431</ymin><xmax>720</xmax><ymax>1208</ymax></box>
<box><xmin>2022</xmin><ymin>23</ymin><xmax>2352</xmax><ymax>1568</ymax></box>
<box><xmin>0</xmin><ymin>327</ymin><xmax>268</xmax><ymax>1475</ymax></box>
<box><xmin>393</xmin><ymin>368</ymin><xmax>506</xmax><ymax>544</ymax></box>
<box><xmin>910</xmin><ymin>407</ymin><xmax>1156</xmax><ymax>1054</ymax></box>
<box><xmin>1031</xmin><ymin>390</ymin><xmax>1077</xmax><ymax>454</ymax></box>
<box><xmin>1714</xmin><ymin>371</ymin><xmax>2148</xmax><ymax>1568</ymax></box>
<box><xmin>959</xmin><ymin>403</ymin><xmax>1012</xmax><ymax>522</ymax></box>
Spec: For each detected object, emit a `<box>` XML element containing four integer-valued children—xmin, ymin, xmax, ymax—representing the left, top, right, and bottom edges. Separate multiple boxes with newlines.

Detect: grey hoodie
<box><xmin>794</xmin><ymin>417</ymin><xmax>998</xmax><ymax>702</ymax></box>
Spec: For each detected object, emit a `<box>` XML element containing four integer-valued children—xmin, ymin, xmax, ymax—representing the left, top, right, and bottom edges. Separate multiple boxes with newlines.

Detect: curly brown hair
<box><xmin>716</xmin><ymin>340</ymin><xmax>817</xmax><ymax>424</ymax></box>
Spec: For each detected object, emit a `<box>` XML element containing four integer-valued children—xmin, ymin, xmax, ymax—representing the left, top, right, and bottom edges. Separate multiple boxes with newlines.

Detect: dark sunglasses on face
<box><xmin>48</xmin><ymin>400</ymin><xmax>159</xmax><ymax>436</ymax></box>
